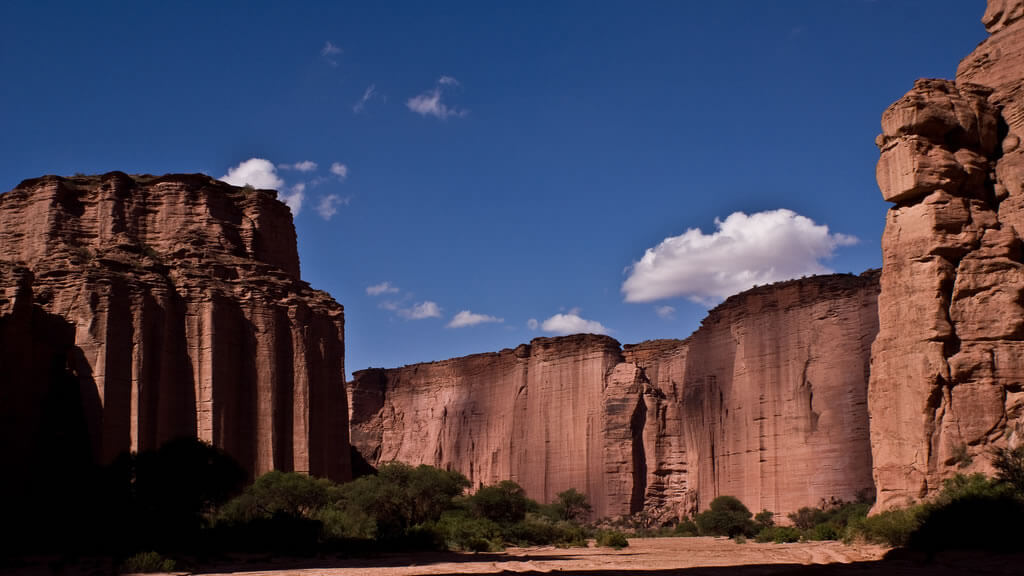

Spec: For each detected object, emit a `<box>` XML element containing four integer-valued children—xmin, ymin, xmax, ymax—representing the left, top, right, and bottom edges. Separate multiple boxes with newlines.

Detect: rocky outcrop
<box><xmin>350</xmin><ymin>272</ymin><xmax>879</xmax><ymax>519</ymax></box>
<box><xmin>682</xmin><ymin>272</ymin><xmax>879</xmax><ymax>517</ymax></box>
<box><xmin>0</xmin><ymin>173</ymin><xmax>350</xmax><ymax>482</ymax></box>
<box><xmin>870</xmin><ymin>0</ymin><xmax>1024</xmax><ymax>510</ymax></box>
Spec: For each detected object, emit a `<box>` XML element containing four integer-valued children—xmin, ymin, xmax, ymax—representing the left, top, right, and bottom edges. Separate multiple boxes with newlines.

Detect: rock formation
<box><xmin>870</xmin><ymin>0</ymin><xmax>1024</xmax><ymax>510</ymax></box>
<box><xmin>350</xmin><ymin>271</ymin><xmax>879</xmax><ymax>519</ymax></box>
<box><xmin>0</xmin><ymin>173</ymin><xmax>350</xmax><ymax>482</ymax></box>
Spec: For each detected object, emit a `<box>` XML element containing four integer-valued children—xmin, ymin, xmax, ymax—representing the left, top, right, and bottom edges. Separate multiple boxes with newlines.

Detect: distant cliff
<box><xmin>870</xmin><ymin>0</ymin><xmax>1024</xmax><ymax>510</ymax></box>
<box><xmin>0</xmin><ymin>173</ymin><xmax>350</xmax><ymax>482</ymax></box>
<box><xmin>350</xmin><ymin>271</ymin><xmax>879</xmax><ymax>519</ymax></box>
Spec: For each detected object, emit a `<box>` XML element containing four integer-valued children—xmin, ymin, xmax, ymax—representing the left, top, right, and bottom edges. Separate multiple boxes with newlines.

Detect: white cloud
<box><xmin>527</xmin><ymin>318</ymin><xmax>539</xmax><ymax>330</ymax></box>
<box><xmin>280</xmin><ymin>160</ymin><xmax>318</xmax><ymax>172</ymax></box>
<box><xmin>278</xmin><ymin>182</ymin><xmax>305</xmax><ymax>215</ymax></box>
<box><xmin>407</xmin><ymin>76</ymin><xmax>467</xmax><ymax>119</ymax></box>
<box><xmin>367</xmin><ymin>281</ymin><xmax>400</xmax><ymax>296</ymax></box>
<box><xmin>316</xmin><ymin>194</ymin><xmax>349</xmax><ymax>220</ymax></box>
<box><xmin>398</xmin><ymin>301</ymin><xmax>442</xmax><ymax>320</ymax></box>
<box><xmin>447</xmin><ymin>310</ymin><xmax>503</xmax><ymax>328</ymax></box>
<box><xmin>622</xmin><ymin>209</ymin><xmax>858</xmax><ymax>306</ymax></box>
<box><xmin>220</xmin><ymin>158</ymin><xmax>284</xmax><ymax>190</ymax></box>
<box><xmin>321</xmin><ymin>41</ymin><xmax>341</xmax><ymax>56</ymax></box>
<box><xmin>655</xmin><ymin>305</ymin><xmax>676</xmax><ymax>319</ymax></box>
<box><xmin>353</xmin><ymin>84</ymin><xmax>378</xmax><ymax>114</ymax></box>
<box><xmin>330</xmin><ymin>162</ymin><xmax>349</xmax><ymax>180</ymax></box>
<box><xmin>540</xmin><ymin>311</ymin><xmax>609</xmax><ymax>335</ymax></box>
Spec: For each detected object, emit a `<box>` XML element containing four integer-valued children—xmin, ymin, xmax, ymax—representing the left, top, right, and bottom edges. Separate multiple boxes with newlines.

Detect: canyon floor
<box><xmin>189</xmin><ymin>537</ymin><xmax>1020</xmax><ymax>576</ymax></box>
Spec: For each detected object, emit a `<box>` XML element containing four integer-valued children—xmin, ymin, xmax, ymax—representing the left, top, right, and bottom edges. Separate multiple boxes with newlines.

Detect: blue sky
<box><xmin>0</xmin><ymin>1</ymin><xmax>988</xmax><ymax>376</ymax></box>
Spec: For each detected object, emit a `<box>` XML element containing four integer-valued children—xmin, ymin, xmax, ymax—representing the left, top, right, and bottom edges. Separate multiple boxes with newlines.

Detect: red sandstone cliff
<box><xmin>350</xmin><ymin>272</ymin><xmax>879</xmax><ymax>519</ymax></box>
<box><xmin>0</xmin><ymin>173</ymin><xmax>350</xmax><ymax>482</ymax></box>
<box><xmin>870</xmin><ymin>0</ymin><xmax>1024</xmax><ymax>510</ymax></box>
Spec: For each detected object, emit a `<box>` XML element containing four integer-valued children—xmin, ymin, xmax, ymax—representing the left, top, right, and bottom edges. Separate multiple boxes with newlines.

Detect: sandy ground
<box><xmin>186</xmin><ymin>537</ymin><xmax>1023</xmax><ymax>576</ymax></box>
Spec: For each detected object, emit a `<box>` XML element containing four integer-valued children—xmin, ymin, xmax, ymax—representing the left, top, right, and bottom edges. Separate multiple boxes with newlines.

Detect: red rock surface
<box><xmin>0</xmin><ymin>173</ymin><xmax>350</xmax><ymax>481</ymax></box>
<box><xmin>870</xmin><ymin>0</ymin><xmax>1024</xmax><ymax>510</ymax></box>
<box><xmin>349</xmin><ymin>272</ymin><xmax>879</xmax><ymax>519</ymax></box>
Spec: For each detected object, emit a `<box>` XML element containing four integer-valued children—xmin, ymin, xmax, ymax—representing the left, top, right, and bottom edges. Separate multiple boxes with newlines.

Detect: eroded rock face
<box><xmin>350</xmin><ymin>272</ymin><xmax>879</xmax><ymax>519</ymax></box>
<box><xmin>0</xmin><ymin>173</ymin><xmax>350</xmax><ymax>481</ymax></box>
<box><xmin>871</xmin><ymin>0</ymin><xmax>1024</xmax><ymax>510</ymax></box>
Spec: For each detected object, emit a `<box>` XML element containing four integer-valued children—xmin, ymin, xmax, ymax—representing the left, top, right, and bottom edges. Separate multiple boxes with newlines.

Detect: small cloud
<box><xmin>279</xmin><ymin>182</ymin><xmax>305</xmax><ymax>215</ymax></box>
<box><xmin>540</xmin><ymin>311</ymin><xmax>609</xmax><ymax>336</ymax></box>
<box><xmin>316</xmin><ymin>194</ymin><xmax>349</xmax><ymax>220</ymax></box>
<box><xmin>321</xmin><ymin>41</ymin><xmax>341</xmax><ymax>66</ymax></box>
<box><xmin>621</xmin><ymin>209</ymin><xmax>857</xmax><ymax>306</ymax></box>
<box><xmin>321</xmin><ymin>41</ymin><xmax>341</xmax><ymax>56</ymax></box>
<box><xmin>220</xmin><ymin>158</ymin><xmax>283</xmax><ymax>190</ymax></box>
<box><xmin>398</xmin><ymin>301</ymin><xmax>441</xmax><ymax>320</ymax></box>
<box><xmin>379</xmin><ymin>300</ymin><xmax>401</xmax><ymax>311</ymax></box>
<box><xmin>279</xmin><ymin>160</ymin><xmax>318</xmax><ymax>172</ymax></box>
<box><xmin>330</xmin><ymin>162</ymin><xmax>349</xmax><ymax>180</ymax></box>
<box><xmin>407</xmin><ymin>76</ymin><xmax>467</xmax><ymax>119</ymax></box>
<box><xmin>447</xmin><ymin>310</ymin><xmax>503</xmax><ymax>328</ymax></box>
<box><xmin>527</xmin><ymin>318</ymin><xmax>539</xmax><ymax>330</ymax></box>
<box><xmin>353</xmin><ymin>84</ymin><xmax>379</xmax><ymax>114</ymax></box>
<box><xmin>367</xmin><ymin>281</ymin><xmax>400</xmax><ymax>296</ymax></box>
<box><xmin>655</xmin><ymin>305</ymin><xmax>676</xmax><ymax>319</ymax></box>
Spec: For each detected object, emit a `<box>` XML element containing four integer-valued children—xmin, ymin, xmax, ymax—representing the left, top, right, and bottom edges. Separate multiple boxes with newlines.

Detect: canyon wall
<box><xmin>0</xmin><ymin>173</ymin><xmax>350</xmax><ymax>482</ymax></box>
<box><xmin>350</xmin><ymin>271</ymin><xmax>879</xmax><ymax>519</ymax></box>
<box><xmin>870</xmin><ymin>0</ymin><xmax>1024</xmax><ymax>509</ymax></box>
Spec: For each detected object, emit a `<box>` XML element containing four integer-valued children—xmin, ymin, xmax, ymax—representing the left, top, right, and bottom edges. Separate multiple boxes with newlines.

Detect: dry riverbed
<box><xmin>187</xmin><ymin>537</ymin><xmax>1022</xmax><ymax>576</ymax></box>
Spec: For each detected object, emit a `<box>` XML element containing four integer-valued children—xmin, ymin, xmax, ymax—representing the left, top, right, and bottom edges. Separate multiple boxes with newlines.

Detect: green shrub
<box><xmin>755</xmin><ymin>525</ymin><xmax>801</xmax><ymax>543</ymax></box>
<box><xmin>505</xmin><ymin>513</ymin><xmax>588</xmax><ymax>547</ymax></box>
<box><xmin>550</xmin><ymin>488</ymin><xmax>592</xmax><ymax>522</ymax></box>
<box><xmin>673</xmin><ymin>518</ymin><xmax>699</xmax><ymax>537</ymax></box>
<box><xmin>121</xmin><ymin>551</ymin><xmax>175</xmax><ymax>573</ymax></box>
<box><xmin>852</xmin><ymin>506</ymin><xmax>921</xmax><ymax>547</ymax></box>
<box><xmin>788</xmin><ymin>506</ymin><xmax>828</xmax><ymax>530</ymax></box>
<box><xmin>695</xmin><ymin>496</ymin><xmax>756</xmax><ymax>537</ymax></box>
<box><xmin>754</xmin><ymin>510</ymin><xmax>775</xmax><ymax>529</ymax></box>
<box><xmin>469</xmin><ymin>480</ymin><xmax>531</xmax><ymax>525</ymax></box>
<box><xmin>733</xmin><ymin>534</ymin><xmax>747</xmax><ymax>544</ymax></box>
<box><xmin>806</xmin><ymin>522</ymin><xmax>839</xmax><ymax>541</ymax></box>
<box><xmin>596</xmin><ymin>530</ymin><xmax>629</xmax><ymax>549</ymax></box>
<box><xmin>435</xmin><ymin>512</ymin><xmax>504</xmax><ymax>552</ymax></box>
<box><xmin>992</xmin><ymin>445</ymin><xmax>1024</xmax><ymax>494</ymax></box>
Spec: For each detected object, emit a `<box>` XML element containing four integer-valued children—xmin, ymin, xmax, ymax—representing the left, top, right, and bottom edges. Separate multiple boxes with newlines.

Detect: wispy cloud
<box><xmin>539</xmin><ymin>309</ymin><xmax>609</xmax><ymax>335</ymax></box>
<box><xmin>321</xmin><ymin>41</ymin><xmax>341</xmax><ymax>66</ymax></box>
<box><xmin>330</xmin><ymin>162</ymin><xmax>348</xmax><ymax>180</ymax></box>
<box><xmin>655</xmin><ymin>305</ymin><xmax>676</xmax><ymax>319</ymax></box>
<box><xmin>398</xmin><ymin>301</ymin><xmax>441</xmax><ymax>320</ymax></box>
<box><xmin>353</xmin><ymin>84</ymin><xmax>380</xmax><ymax>114</ymax></box>
<box><xmin>621</xmin><ymin>209</ymin><xmax>857</xmax><ymax>305</ymax></box>
<box><xmin>220</xmin><ymin>158</ymin><xmax>304</xmax><ymax>214</ymax></box>
<box><xmin>316</xmin><ymin>194</ymin><xmax>349</xmax><ymax>220</ymax></box>
<box><xmin>279</xmin><ymin>160</ymin><xmax>318</xmax><ymax>172</ymax></box>
<box><xmin>407</xmin><ymin>76</ymin><xmax>467</xmax><ymax>119</ymax></box>
<box><xmin>367</xmin><ymin>281</ymin><xmax>400</xmax><ymax>296</ymax></box>
<box><xmin>280</xmin><ymin>183</ymin><xmax>305</xmax><ymax>215</ymax></box>
<box><xmin>447</xmin><ymin>310</ymin><xmax>503</xmax><ymax>328</ymax></box>
<box><xmin>527</xmin><ymin>318</ymin><xmax>539</xmax><ymax>330</ymax></box>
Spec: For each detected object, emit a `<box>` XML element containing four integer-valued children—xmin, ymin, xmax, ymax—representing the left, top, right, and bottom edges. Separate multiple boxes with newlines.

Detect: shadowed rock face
<box><xmin>870</xmin><ymin>0</ymin><xmax>1024</xmax><ymax>510</ymax></box>
<box><xmin>0</xmin><ymin>173</ymin><xmax>350</xmax><ymax>482</ymax></box>
<box><xmin>350</xmin><ymin>272</ymin><xmax>879</xmax><ymax>519</ymax></box>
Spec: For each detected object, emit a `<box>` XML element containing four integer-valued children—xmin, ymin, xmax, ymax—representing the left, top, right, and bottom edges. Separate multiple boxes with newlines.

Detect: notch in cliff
<box><xmin>0</xmin><ymin>172</ymin><xmax>351</xmax><ymax>485</ymax></box>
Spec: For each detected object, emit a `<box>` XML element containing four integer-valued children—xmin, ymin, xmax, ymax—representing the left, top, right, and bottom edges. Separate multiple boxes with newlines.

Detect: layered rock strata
<box><xmin>350</xmin><ymin>271</ymin><xmax>879</xmax><ymax>519</ymax></box>
<box><xmin>0</xmin><ymin>173</ymin><xmax>350</xmax><ymax>482</ymax></box>
<box><xmin>870</xmin><ymin>0</ymin><xmax>1024</xmax><ymax>509</ymax></box>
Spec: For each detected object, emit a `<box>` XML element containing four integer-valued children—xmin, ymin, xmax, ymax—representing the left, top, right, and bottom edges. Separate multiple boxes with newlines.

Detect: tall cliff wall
<box><xmin>350</xmin><ymin>271</ymin><xmax>879</xmax><ymax>519</ymax></box>
<box><xmin>0</xmin><ymin>173</ymin><xmax>350</xmax><ymax>482</ymax></box>
<box><xmin>870</xmin><ymin>0</ymin><xmax>1024</xmax><ymax>509</ymax></box>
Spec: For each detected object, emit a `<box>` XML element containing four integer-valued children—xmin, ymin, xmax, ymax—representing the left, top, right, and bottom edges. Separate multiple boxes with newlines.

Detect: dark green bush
<box><xmin>121</xmin><ymin>551</ymin><xmax>176</xmax><ymax>573</ymax></box>
<box><xmin>788</xmin><ymin>506</ymin><xmax>828</xmax><ymax>530</ymax></box>
<box><xmin>673</xmin><ymin>518</ymin><xmax>699</xmax><ymax>537</ymax></box>
<box><xmin>469</xmin><ymin>480</ymin><xmax>530</xmax><ymax>525</ymax></box>
<box><xmin>754</xmin><ymin>510</ymin><xmax>775</xmax><ymax>529</ymax></box>
<box><xmin>550</xmin><ymin>488</ymin><xmax>592</xmax><ymax>522</ymax></box>
<box><xmin>695</xmin><ymin>496</ymin><xmax>756</xmax><ymax>537</ymax></box>
<box><xmin>434</xmin><ymin>512</ymin><xmax>504</xmax><ymax>552</ymax></box>
<box><xmin>992</xmin><ymin>445</ymin><xmax>1024</xmax><ymax>494</ymax></box>
<box><xmin>851</xmin><ymin>506</ymin><xmax>921</xmax><ymax>547</ymax></box>
<box><xmin>596</xmin><ymin>530</ymin><xmax>629</xmax><ymax>549</ymax></box>
<box><xmin>755</xmin><ymin>525</ymin><xmax>801</xmax><ymax>543</ymax></box>
<box><xmin>505</xmin><ymin>514</ymin><xmax>589</xmax><ymax>547</ymax></box>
